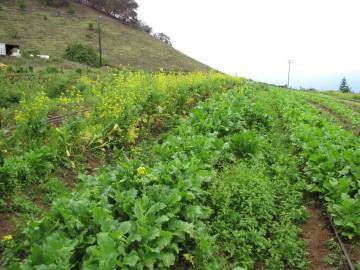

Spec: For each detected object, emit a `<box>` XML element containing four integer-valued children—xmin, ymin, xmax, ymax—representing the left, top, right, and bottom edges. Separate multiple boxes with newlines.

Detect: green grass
<box><xmin>0</xmin><ymin>0</ymin><xmax>210</xmax><ymax>71</ymax></box>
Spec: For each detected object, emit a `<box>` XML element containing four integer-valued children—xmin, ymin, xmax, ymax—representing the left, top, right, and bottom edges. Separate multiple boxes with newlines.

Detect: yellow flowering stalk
<box><xmin>137</xmin><ymin>166</ymin><xmax>146</xmax><ymax>175</ymax></box>
<box><xmin>2</xmin><ymin>234</ymin><xmax>13</xmax><ymax>241</ymax></box>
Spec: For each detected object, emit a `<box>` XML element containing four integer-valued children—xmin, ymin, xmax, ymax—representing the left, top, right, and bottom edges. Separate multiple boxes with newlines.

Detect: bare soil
<box><xmin>345</xmin><ymin>241</ymin><xmax>360</xmax><ymax>267</ymax></box>
<box><xmin>302</xmin><ymin>205</ymin><xmax>334</xmax><ymax>270</ymax></box>
<box><xmin>0</xmin><ymin>213</ymin><xmax>16</xmax><ymax>238</ymax></box>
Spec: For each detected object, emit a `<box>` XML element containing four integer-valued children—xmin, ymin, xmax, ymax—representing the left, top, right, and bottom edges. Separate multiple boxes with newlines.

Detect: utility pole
<box><xmin>287</xmin><ymin>60</ymin><xmax>293</xmax><ymax>88</ymax></box>
<box><xmin>98</xmin><ymin>16</ymin><xmax>102</xmax><ymax>68</ymax></box>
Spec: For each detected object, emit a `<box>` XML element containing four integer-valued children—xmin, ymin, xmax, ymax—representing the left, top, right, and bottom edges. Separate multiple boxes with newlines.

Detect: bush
<box><xmin>22</xmin><ymin>49</ymin><xmax>40</xmax><ymax>58</ymax></box>
<box><xmin>17</xmin><ymin>0</ymin><xmax>27</xmax><ymax>10</ymax></box>
<box><xmin>7</xmin><ymin>27</ymin><xmax>20</xmax><ymax>39</ymax></box>
<box><xmin>88</xmin><ymin>22</ymin><xmax>95</xmax><ymax>31</ymax></box>
<box><xmin>64</xmin><ymin>43</ymin><xmax>99</xmax><ymax>67</ymax></box>
<box><xmin>38</xmin><ymin>0</ymin><xmax>68</xmax><ymax>6</ymax></box>
<box><xmin>67</xmin><ymin>8</ymin><xmax>75</xmax><ymax>15</ymax></box>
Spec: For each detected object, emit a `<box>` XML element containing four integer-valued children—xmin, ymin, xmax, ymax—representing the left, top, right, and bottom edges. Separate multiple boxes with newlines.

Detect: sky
<box><xmin>137</xmin><ymin>0</ymin><xmax>360</xmax><ymax>92</ymax></box>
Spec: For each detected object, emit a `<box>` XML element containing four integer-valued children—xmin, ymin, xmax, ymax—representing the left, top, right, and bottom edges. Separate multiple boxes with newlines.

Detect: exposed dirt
<box><xmin>302</xmin><ymin>205</ymin><xmax>334</xmax><ymax>270</ymax></box>
<box><xmin>345</xmin><ymin>241</ymin><xmax>360</xmax><ymax>266</ymax></box>
<box><xmin>86</xmin><ymin>155</ymin><xmax>101</xmax><ymax>175</ymax></box>
<box><xmin>0</xmin><ymin>212</ymin><xmax>16</xmax><ymax>238</ymax></box>
<box><xmin>57</xmin><ymin>168</ymin><xmax>77</xmax><ymax>188</ymax></box>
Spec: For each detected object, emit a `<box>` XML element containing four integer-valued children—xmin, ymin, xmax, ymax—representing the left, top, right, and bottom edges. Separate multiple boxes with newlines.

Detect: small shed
<box><xmin>0</xmin><ymin>43</ymin><xmax>20</xmax><ymax>56</ymax></box>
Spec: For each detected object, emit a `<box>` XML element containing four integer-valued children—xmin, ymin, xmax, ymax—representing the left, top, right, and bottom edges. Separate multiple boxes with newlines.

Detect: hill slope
<box><xmin>0</xmin><ymin>0</ymin><xmax>210</xmax><ymax>71</ymax></box>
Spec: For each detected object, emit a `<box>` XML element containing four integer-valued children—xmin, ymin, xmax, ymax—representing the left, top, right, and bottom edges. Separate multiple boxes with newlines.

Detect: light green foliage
<box><xmin>2</xmin><ymin>87</ymin><xmax>274</xmax><ymax>269</ymax></box>
<box><xmin>274</xmin><ymin>88</ymin><xmax>360</xmax><ymax>239</ymax></box>
<box><xmin>1</xmin><ymin>73</ymin><xmax>359</xmax><ymax>269</ymax></box>
<box><xmin>295</xmin><ymin>91</ymin><xmax>360</xmax><ymax>130</ymax></box>
<box><xmin>0</xmin><ymin>70</ymin><xmax>242</xmax><ymax>195</ymax></box>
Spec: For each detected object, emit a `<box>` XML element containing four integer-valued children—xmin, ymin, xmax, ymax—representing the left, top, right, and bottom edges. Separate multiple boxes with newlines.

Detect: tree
<box><xmin>339</xmin><ymin>77</ymin><xmax>351</xmax><ymax>93</ymax></box>
<box><xmin>76</xmin><ymin>0</ymin><xmax>139</xmax><ymax>24</ymax></box>
<box><xmin>153</xmin><ymin>33</ymin><xmax>172</xmax><ymax>47</ymax></box>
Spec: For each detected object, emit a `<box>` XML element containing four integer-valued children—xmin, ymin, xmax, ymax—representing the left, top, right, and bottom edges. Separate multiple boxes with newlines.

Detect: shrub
<box><xmin>67</xmin><ymin>8</ymin><xmax>75</xmax><ymax>15</ymax></box>
<box><xmin>7</xmin><ymin>27</ymin><xmax>20</xmax><ymax>39</ymax></box>
<box><xmin>38</xmin><ymin>0</ymin><xmax>68</xmax><ymax>6</ymax></box>
<box><xmin>88</xmin><ymin>22</ymin><xmax>95</xmax><ymax>31</ymax></box>
<box><xmin>64</xmin><ymin>43</ymin><xmax>99</xmax><ymax>67</ymax></box>
<box><xmin>17</xmin><ymin>0</ymin><xmax>27</xmax><ymax>10</ymax></box>
<box><xmin>22</xmin><ymin>49</ymin><xmax>40</xmax><ymax>58</ymax></box>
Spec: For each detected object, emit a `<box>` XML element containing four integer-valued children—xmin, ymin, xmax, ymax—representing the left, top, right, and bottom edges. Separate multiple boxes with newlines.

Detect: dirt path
<box><xmin>302</xmin><ymin>205</ymin><xmax>334</xmax><ymax>270</ymax></box>
<box><xmin>0</xmin><ymin>213</ymin><xmax>16</xmax><ymax>239</ymax></box>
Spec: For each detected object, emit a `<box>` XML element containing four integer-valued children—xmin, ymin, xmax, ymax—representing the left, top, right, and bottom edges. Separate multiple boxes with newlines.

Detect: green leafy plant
<box><xmin>230</xmin><ymin>130</ymin><xmax>260</xmax><ymax>158</ymax></box>
<box><xmin>64</xmin><ymin>43</ymin><xmax>99</xmax><ymax>67</ymax></box>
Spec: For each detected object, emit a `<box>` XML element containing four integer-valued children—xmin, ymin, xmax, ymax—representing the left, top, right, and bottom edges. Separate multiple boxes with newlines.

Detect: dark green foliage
<box><xmin>76</xmin><ymin>0</ymin><xmax>139</xmax><ymax>24</ymax></box>
<box><xmin>16</xmin><ymin>0</ymin><xmax>27</xmax><ymax>10</ymax></box>
<box><xmin>66</xmin><ymin>8</ymin><xmax>75</xmax><ymax>15</ymax></box>
<box><xmin>64</xmin><ymin>43</ymin><xmax>99</xmax><ymax>67</ymax></box>
<box><xmin>38</xmin><ymin>0</ymin><xmax>68</xmax><ymax>6</ymax></box>
<box><xmin>88</xmin><ymin>22</ymin><xmax>94</xmax><ymax>31</ymax></box>
<box><xmin>22</xmin><ymin>49</ymin><xmax>41</xmax><ymax>58</ymax></box>
<box><xmin>339</xmin><ymin>77</ymin><xmax>351</xmax><ymax>93</ymax></box>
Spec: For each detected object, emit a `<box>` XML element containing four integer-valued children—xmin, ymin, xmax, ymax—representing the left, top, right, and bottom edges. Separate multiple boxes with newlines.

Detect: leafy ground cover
<box><xmin>294</xmin><ymin>91</ymin><xmax>360</xmax><ymax>133</ymax></box>
<box><xmin>0</xmin><ymin>67</ymin><xmax>243</xmax><ymax>263</ymax></box>
<box><xmin>0</xmin><ymin>68</ymin><xmax>241</xmax><ymax>197</ymax></box>
<box><xmin>275</xmin><ymin>89</ymin><xmax>360</xmax><ymax>240</ymax></box>
<box><xmin>0</xmin><ymin>83</ymin><xmax>313</xmax><ymax>269</ymax></box>
<box><xmin>1</xmin><ymin>71</ymin><xmax>359</xmax><ymax>269</ymax></box>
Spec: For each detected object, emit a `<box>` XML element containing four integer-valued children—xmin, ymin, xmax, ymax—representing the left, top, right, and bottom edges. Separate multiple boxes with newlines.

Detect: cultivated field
<box><xmin>0</xmin><ymin>67</ymin><xmax>359</xmax><ymax>269</ymax></box>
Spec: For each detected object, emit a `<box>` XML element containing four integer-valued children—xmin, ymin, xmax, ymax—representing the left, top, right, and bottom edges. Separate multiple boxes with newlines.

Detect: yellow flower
<box><xmin>2</xmin><ymin>235</ymin><xmax>13</xmax><ymax>241</ymax></box>
<box><xmin>128</xmin><ymin>127</ymin><xmax>139</xmax><ymax>144</ymax></box>
<box><xmin>183</xmin><ymin>253</ymin><xmax>194</xmax><ymax>264</ymax></box>
<box><xmin>137</xmin><ymin>166</ymin><xmax>146</xmax><ymax>175</ymax></box>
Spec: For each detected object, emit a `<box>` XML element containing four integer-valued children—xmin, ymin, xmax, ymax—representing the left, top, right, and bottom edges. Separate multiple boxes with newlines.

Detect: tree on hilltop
<box><xmin>339</xmin><ymin>77</ymin><xmax>351</xmax><ymax>93</ymax></box>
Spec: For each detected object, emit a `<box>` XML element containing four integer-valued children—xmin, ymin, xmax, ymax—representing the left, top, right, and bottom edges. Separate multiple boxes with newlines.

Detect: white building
<box><xmin>0</xmin><ymin>43</ymin><xmax>20</xmax><ymax>57</ymax></box>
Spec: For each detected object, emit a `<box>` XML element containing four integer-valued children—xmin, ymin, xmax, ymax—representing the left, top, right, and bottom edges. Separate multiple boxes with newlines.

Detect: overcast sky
<box><xmin>137</xmin><ymin>0</ymin><xmax>360</xmax><ymax>92</ymax></box>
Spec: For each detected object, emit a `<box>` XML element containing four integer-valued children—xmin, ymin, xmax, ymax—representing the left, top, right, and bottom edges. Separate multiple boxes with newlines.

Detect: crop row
<box><xmin>0</xmin><ymin>86</ymin><xmax>268</xmax><ymax>268</ymax></box>
<box><xmin>295</xmin><ymin>91</ymin><xmax>360</xmax><ymax>131</ymax></box>
<box><xmin>0</xmin><ymin>71</ymin><xmax>243</xmax><ymax>195</ymax></box>
<box><xmin>1</xmin><ymin>82</ymin><xmax>313</xmax><ymax>269</ymax></box>
<box><xmin>276</xmin><ymin>89</ymin><xmax>360</xmax><ymax>238</ymax></box>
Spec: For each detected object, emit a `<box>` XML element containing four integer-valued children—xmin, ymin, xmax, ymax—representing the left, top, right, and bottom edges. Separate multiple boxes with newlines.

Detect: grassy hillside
<box><xmin>0</xmin><ymin>0</ymin><xmax>210</xmax><ymax>71</ymax></box>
